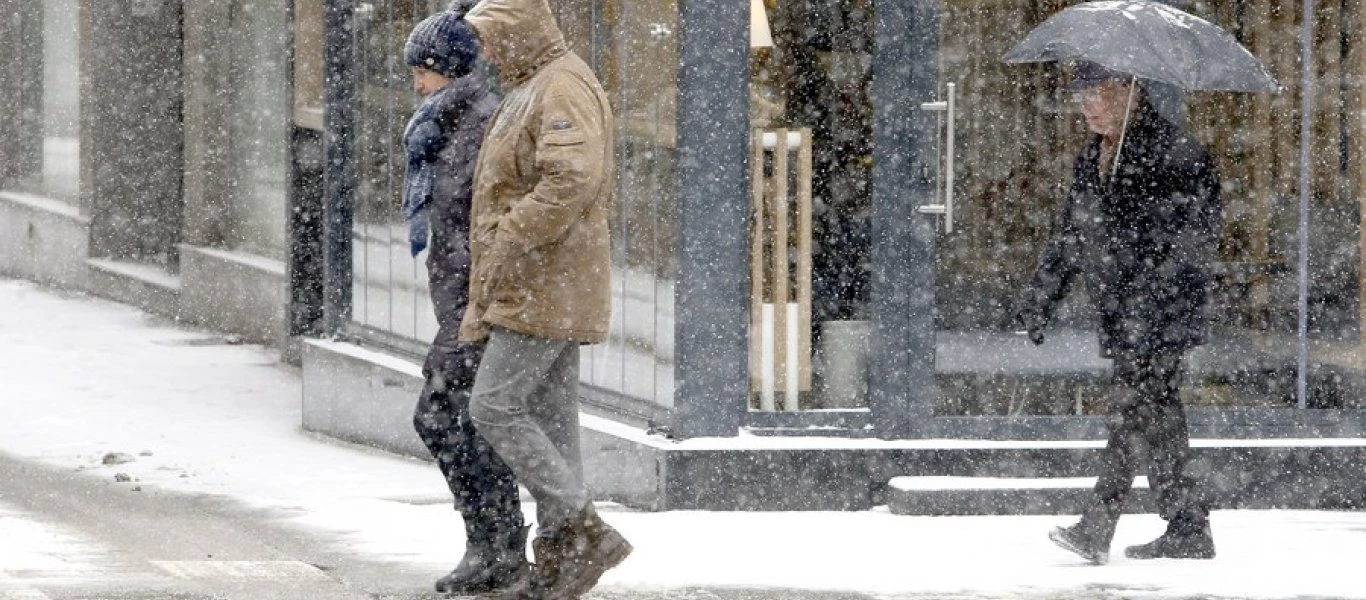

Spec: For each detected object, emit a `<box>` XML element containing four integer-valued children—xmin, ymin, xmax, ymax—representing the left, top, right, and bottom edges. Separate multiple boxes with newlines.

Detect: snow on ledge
<box><xmin>305</xmin><ymin>338</ymin><xmax>424</xmax><ymax>379</ymax></box>
<box><xmin>890</xmin><ymin>475</ymin><xmax>1150</xmax><ymax>491</ymax></box>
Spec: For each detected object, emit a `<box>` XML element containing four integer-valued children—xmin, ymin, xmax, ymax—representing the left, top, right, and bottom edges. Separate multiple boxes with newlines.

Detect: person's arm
<box><xmin>1016</xmin><ymin>179</ymin><xmax>1083</xmax><ymax>344</ymax></box>
<box><xmin>487</xmin><ymin>74</ymin><xmax>608</xmax><ymax>261</ymax></box>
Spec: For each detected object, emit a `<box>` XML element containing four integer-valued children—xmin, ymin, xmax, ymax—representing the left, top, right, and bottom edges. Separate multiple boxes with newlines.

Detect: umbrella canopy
<box><xmin>1001</xmin><ymin>0</ymin><xmax>1279</xmax><ymax>93</ymax></box>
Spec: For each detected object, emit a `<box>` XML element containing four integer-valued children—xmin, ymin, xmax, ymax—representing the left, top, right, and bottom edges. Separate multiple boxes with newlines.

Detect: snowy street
<box><xmin>2</xmin><ymin>278</ymin><xmax>1365</xmax><ymax>600</ymax></box>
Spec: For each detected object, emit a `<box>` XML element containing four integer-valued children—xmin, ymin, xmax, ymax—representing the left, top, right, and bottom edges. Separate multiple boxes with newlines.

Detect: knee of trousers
<box><xmin>468</xmin><ymin>389</ymin><xmax>525</xmax><ymax>429</ymax></box>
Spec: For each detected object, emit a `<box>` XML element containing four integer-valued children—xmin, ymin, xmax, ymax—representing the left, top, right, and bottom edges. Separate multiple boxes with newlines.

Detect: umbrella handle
<box><xmin>1109</xmin><ymin>76</ymin><xmax>1138</xmax><ymax>182</ymax></box>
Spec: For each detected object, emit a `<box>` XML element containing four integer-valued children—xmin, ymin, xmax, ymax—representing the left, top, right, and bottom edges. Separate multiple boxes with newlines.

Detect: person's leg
<box><xmin>1125</xmin><ymin>354</ymin><xmax>1214</xmax><ymax>559</ymax></box>
<box><xmin>1140</xmin><ymin>354</ymin><xmax>1198</xmax><ymax>520</ymax></box>
<box><xmin>412</xmin><ymin>361</ymin><xmax>527</xmax><ymax>593</ymax></box>
<box><xmin>472</xmin><ymin>329</ymin><xmax>632</xmax><ymax>599</ymax></box>
<box><xmin>531</xmin><ymin>340</ymin><xmax>584</xmax><ymax>488</ymax></box>
<box><xmin>414</xmin><ymin>370</ymin><xmax>521</xmax><ymax>520</ymax></box>
<box><xmin>1050</xmin><ymin>356</ymin><xmax>1145</xmax><ymax>564</ymax></box>
<box><xmin>469</xmin><ymin>327</ymin><xmax>588</xmax><ymax>530</ymax></box>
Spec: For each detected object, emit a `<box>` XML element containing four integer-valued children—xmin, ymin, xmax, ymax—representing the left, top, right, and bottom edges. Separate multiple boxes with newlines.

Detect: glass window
<box><xmin>566</xmin><ymin>0</ymin><xmax>679</xmax><ymax>409</ymax></box>
<box><xmin>39</xmin><ymin>0</ymin><xmax>80</xmax><ymax>202</ymax></box>
<box><xmin>929</xmin><ymin>0</ymin><xmax>1362</xmax><ymax>417</ymax></box>
<box><xmin>227</xmin><ymin>0</ymin><xmax>291</xmax><ymax>259</ymax></box>
<box><xmin>336</xmin><ymin>0</ymin><xmax>682</xmax><ymax>409</ymax></box>
<box><xmin>350</xmin><ymin>0</ymin><xmax>437</xmax><ymax>343</ymax></box>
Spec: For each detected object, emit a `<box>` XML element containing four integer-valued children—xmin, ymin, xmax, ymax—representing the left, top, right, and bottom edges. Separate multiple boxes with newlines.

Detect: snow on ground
<box><xmin>0</xmin><ymin>502</ymin><xmax>105</xmax><ymax>586</ymax></box>
<box><xmin>2</xmin><ymin>278</ymin><xmax>1364</xmax><ymax>599</ymax></box>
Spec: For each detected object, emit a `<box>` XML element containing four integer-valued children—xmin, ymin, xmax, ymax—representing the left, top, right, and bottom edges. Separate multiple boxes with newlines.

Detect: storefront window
<box><xmin>743</xmin><ymin>0</ymin><xmax>872</xmax><ymax>410</ymax></box>
<box><xmin>339</xmin><ymin>0</ymin><xmax>682</xmax><ymax>407</ymax></box>
<box><xmin>929</xmin><ymin>0</ymin><xmax>1363</xmax><ymax>417</ymax></box>
<box><xmin>566</xmin><ymin>0</ymin><xmax>679</xmax><ymax>408</ymax></box>
<box><xmin>40</xmin><ymin>0</ymin><xmax>80</xmax><ymax>202</ymax></box>
<box><xmin>228</xmin><ymin>0</ymin><xmax>291</xmax><ymax>259</ymax></box>
<box><xmin>735</xmin><ymin>0</ymin><xmax>1363</xmax><ymax>420</ymax></box>
<box><xmin>350</xmin><ymin>0</ymin><xmax>438</xmax><ymax>344</ymax></box>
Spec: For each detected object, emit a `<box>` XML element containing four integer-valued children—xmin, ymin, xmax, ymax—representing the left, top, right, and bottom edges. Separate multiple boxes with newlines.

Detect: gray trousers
<box><xmin>468</xmin><ymin>326</ymin><xmax>586</xmax><ymax>531</ymax></box>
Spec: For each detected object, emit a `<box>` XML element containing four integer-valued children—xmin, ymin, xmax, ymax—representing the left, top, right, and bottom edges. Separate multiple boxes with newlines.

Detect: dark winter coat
<box><xmin>1016</xmin><ymin>99</ymin><xmax>1222</xmax><ymax>359</ymax></box>
<box><xmin>459</xmin><ymin>0</ymin><xmax>615</xmax><ymax>344</ymax></box>
<box><xmin>420</xmin><ymin>73</ymin><xmax>502</xmax><ymax>380</ymax></box>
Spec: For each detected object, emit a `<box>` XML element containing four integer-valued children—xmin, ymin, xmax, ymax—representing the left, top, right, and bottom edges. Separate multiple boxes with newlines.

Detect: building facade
<box><xmin>2</xmin><ymin>0</ymin><xmax>1365</xmax><ymax>510</ymax></box>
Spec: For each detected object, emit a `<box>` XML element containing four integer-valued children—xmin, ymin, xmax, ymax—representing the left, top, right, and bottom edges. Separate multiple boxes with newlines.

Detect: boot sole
<box><xmin>435</xmin><ymin>563</ymin><xmax>530</xmax><ymax>595</ymax></box>
<box><xmin>1124</xmin><ymin>547</ymin><xmax>1216</xmax><ymax>560</ymax></box>
<box><xmin>1048</xmin><ymin>528</ymin><xmax>1108</xmax><ymax>565</ymax></box>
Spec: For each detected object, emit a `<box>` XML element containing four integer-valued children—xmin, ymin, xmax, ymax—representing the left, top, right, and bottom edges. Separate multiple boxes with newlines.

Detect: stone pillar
<box><xmin>672</xmin><ymin>0</ymin><xmax>750</xmax><ymax>438</ymax></box>
<box><xmin>868</xmin><ymin>0</ymin><xmax>939</xmax><ymax>438</ymax></box>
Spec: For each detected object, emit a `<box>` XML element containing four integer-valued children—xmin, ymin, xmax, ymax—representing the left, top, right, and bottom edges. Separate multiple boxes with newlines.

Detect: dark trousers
<box><xmin>1079</xmin><ymin>353</ymin><xmax>1208</xmax><ymax>547</ymax></box>
<box><xmin>413</xmin><ymin>364</ymin><xmax>523</xmax><ymax>536</ymax></box>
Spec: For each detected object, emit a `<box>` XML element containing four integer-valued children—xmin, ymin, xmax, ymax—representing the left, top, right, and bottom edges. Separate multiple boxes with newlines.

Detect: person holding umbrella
<box><xmin>1004</xmin><ymin>0</ymin><xmax>1280</xmax><ymax>565</ymax></box>
<box><xmin>1014</xmin><ymin>61</ymin><xmax>1222</xmax><ymax>565</ymax></box>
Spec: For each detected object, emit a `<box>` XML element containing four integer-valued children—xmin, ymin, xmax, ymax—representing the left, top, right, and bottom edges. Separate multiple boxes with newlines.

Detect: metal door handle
<box><xmin>917</xmin><ymin>82</ymin><xmax>956</xmax><ymax>233</ymax></box>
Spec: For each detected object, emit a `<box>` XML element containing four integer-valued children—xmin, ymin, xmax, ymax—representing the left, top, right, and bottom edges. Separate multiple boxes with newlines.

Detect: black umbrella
<box><xmin>1001</xmin><ymin>0</ymin><xmax>1279</xmax><ymax>93</ymax></box>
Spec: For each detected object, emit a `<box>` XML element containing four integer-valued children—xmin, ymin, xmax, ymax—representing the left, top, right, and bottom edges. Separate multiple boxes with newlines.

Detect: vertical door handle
<box><xmin>917</xmin><ymin>82</ymin><xmax>956</xmax><ymax>233</ymax></box>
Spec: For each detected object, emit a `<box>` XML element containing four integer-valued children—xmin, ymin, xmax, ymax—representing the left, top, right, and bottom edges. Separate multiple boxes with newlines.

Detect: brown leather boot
<box><xmin>525</xmin><ymin>504</ymin><xmax>632</xmax><ymax>599</ymax></box>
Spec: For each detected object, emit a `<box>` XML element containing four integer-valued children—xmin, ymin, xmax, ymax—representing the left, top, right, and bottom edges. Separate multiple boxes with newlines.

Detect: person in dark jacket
<box><xmin>1015</xmin><ymin>62</ymin><xmax>1221</xmax><ymax>565</ymax></box>
<box><xmin>402</xmin><ymin>10</ymin><xmax>527</xmax><ymax>594</ymax></box>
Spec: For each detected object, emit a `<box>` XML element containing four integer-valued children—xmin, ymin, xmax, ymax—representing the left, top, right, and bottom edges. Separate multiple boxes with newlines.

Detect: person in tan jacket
<box><xmin>458</xmin><ymin>0</ymin><xmax>629</xmax><ymax>598</ymax></box>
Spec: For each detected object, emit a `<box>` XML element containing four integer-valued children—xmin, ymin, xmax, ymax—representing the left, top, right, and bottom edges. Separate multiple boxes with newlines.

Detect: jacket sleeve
<box><xmin>1016</xmin><ymin>182</ymin><xmax>1081</xmax><ymax>333</ymax></box>
<box><xmin>492</xmin><ymin>74</ymin><xmax>608</xmax><ymax>254</ymax></box>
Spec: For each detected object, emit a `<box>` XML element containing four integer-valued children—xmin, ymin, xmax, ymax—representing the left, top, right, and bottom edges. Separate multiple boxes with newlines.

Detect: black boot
<box><xmin>1048</xmin><ymin>523</ymin><xmax>1109</xmax><ymax>565</ymax></box>
<box><xmin>1124</xmin><ymin>513</ymin><xmax>1215</xmax><ymax>560</ymax></box>
<box><xmin>1048</xmin><ymin>500</ymin><xmax>1119</xmax><ymax>565</ymax></box>
<box><xmin>434</xmin><ymin>520</ymin><xmax>530</xmax><ymax>594</ymax></box>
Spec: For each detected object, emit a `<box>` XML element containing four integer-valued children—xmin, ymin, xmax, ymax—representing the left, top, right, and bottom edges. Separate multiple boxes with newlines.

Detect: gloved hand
<box><xmin>1014</xmin><ymin>310</ymin><xmax>1046</xmax><ymax>346</ymax></box>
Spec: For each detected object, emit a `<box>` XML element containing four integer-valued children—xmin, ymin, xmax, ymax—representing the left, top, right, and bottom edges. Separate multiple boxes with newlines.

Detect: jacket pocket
<box><xmin>541</xmin><ymin>126</ymin><xmax>587</xmax><ymax>147</ymax></box>
<box><xmin>537</xmin><ymin>128</ymin><xmax>590</xmax><ymax>174</ymax></box>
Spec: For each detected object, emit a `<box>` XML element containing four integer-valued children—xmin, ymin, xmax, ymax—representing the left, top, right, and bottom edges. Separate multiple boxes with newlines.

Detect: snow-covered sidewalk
<box><xmin>1</xmin><ymin>278</ymin><xmax>1364</xmax><ymax>599</ymax></box>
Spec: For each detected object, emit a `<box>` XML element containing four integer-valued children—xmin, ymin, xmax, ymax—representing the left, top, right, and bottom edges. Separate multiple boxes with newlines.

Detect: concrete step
<box><xmin>887</xmin><ymin>475</ymin><xmax>1154</xmax><ymax>516</ymax></box>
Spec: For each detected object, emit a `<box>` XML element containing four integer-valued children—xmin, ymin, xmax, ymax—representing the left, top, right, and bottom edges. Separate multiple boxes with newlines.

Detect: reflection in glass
<box><xmin>351</xmin><ymin>0</ymin><xmax>437</xmax><ymax>343</ymax></box>
<box><xmin>577</xmin><ymin>0</ymin><xmax>679</xmax><ymax>409</ymax></box>
<box><xmin>228</xmin><ymin>0</ymin><xmax>290</xmax><ymax>259</ymax></box>
<box><xmin>41</xmin><ymin>0</ymin><xmax>80</xmax><ymax>201</ymax></box>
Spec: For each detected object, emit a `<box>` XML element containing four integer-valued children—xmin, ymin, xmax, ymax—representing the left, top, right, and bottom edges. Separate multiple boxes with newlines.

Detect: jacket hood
<box><xmin>464</xmin><ymin>0</ymin><xmax>567</xmax><ymax>86</ymax></box>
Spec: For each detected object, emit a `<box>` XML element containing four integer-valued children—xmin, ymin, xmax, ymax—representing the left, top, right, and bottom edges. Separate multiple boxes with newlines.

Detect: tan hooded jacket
<box><xmin>458</xmin><ymin>0</ymin><xmax>614</xmax><ymax>343</ymax></box>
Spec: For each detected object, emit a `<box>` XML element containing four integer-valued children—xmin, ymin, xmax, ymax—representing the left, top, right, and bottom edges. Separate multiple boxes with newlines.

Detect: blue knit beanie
<box><xmin>404</xmin><ymin>12</ymin><xmax>479</xmax><ymax>79</ymax></box>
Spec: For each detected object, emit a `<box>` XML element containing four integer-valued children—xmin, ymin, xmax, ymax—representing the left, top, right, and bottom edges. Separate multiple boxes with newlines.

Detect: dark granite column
<box><xmin>672</xmin><ymin>0</ymin><xmax>750</xmax><ymax>439</ymax></box>
<box><xmin>868</xmin><ymin>0</ymin><xmax>940</xmax><ymax>438</ymax></box>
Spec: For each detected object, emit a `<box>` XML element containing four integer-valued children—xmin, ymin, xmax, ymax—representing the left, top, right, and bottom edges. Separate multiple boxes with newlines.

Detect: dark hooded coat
<box><xmin>1017</xmin><ymin>98</ymin><xmax>1222</xmax><ymax>359</ymax></box>
<box><xmin>423</xmin><ymin>73</ymin><xmax>502</xmax><ymax>379</ymax></box>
